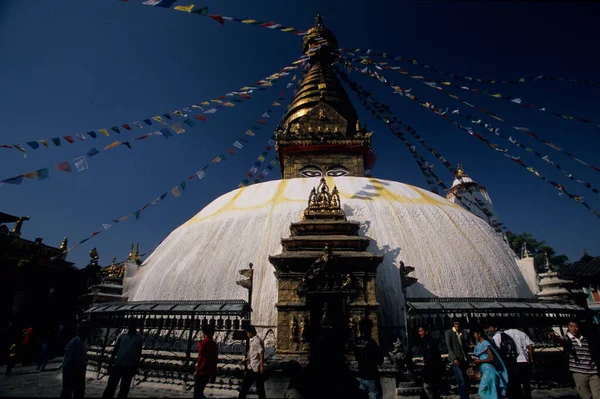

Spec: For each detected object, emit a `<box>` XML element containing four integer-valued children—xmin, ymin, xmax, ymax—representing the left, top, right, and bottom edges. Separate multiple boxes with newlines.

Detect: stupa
<box><xmin>125</xmin><ymin>14</ymin><xmax>558</xmax><ymax>353</ymax></box>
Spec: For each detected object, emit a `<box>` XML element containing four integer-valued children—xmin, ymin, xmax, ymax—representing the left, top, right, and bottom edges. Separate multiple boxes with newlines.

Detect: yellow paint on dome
<box><xmin>186</xmin><ymin>177</ymin><xmax>462</xmax><ymax>226</ymax></box>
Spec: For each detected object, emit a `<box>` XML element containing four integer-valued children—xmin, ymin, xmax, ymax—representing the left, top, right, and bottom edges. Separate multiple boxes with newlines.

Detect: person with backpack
<box><xmin>488</xmin><ymin>322</ymin><xmax>522</xmax><ymax>398</ymax></box>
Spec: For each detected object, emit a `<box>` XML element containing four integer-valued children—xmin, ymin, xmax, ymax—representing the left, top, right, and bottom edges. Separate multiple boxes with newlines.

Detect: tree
<box><xmin>507</xmin><ymin>232</ymin><xmax>569</xmax><ymax>273</ymax></box>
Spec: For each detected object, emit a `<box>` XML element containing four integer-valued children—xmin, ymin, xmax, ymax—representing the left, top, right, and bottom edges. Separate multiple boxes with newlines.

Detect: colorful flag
<box><xmin>39</xmin><ymin>140</ymin><xmax>49</xmax><ymax>148</ymax></box>
<box><xmin>174</xmin><ymin>4</ymin><xmax>194</xmax><ymax>12</ymax></box>
<box><xmin>160</xmin><ymin>128</ymin><xmax>173</xmax><ymax>138</ymax></box>
<box><xmin>153</xmin><ymin>116</ymin><xmax>168</xmax><ymax>125</ymax></box>
<box><xmin>76</xmin><ymin>133</ymin><xmax>87</xmax><ymax>141</ymax></box>
<box><xmin>172</xmin><ymin>124</ymin><xmax>185</xmax><ymax>134</ymax></box>
<box><xmin>244</xmin><ymin>130</ymin><xmax>255</xmax><ymax>136</ymax></box>
<box><xmin>104</xmin><ymin>141</ymin><xmax>121</xmax><ymax>150</ymax></box>
<box><xmin>51</xmin><ymin>138</ymin><xmax>61</xmax><ymax>146</ymax></box>
<box><xmin>233</xmin><ymin>141</ymin><xmax>243</xmax><ymax>149</ymax></box>
<box><xmin>87</xmin><ymin>147</ymin><xmax>100</xmax><ymax>157</ymax></box>
<box><xmin>183</xmin><ymin>119</ymin><xmax>195</xmax><ymax>128</ymax></box>
<box><xmin>179</xmin><ymin>181</ymin><xmax>186</xmax><ymax>191</ymax></box>
<box><xmin>73</xmin><ymin>156</ymin><xmax>88</xmax><ymax>171</ymax></box>
<box><xmin>134</xmin><ymin>210</ymin><xmax>141</xmax><ymax>220</ymax></box>
<box><xmin>111</xmin><ymin>126</ymin><xmax>121</xmax><ymax>134</ymax></box>
<box><xmin>171</xmin><ymin>186</ymin><xmax>181</xmax><ymax>197</ymax></box>
<box><xmin>122</xmin><ymin>124</ymin><xmax>132</xmax><ymax>131</ymax></box>
<box><xmin>27</xmin><ymin>141</ymin><xmax>40</xmax><ymax>149</ymax></box>
<box><xmin>196</xmin><ymin>168</ymin><xmax>206</xmax><ymax>179</ymax></box>
<box><xmin>2</xmin><ymin>176</ymin><xmax>23</xmax><ymax>185</ymax></box>
<box><xmin>63</xmin><ymin>136</ymin><xmax>75</xmax><ymax>144</ymax></box>
<box><xmin>143</xmin><ymin>119</ymin><xmax>153</xmax><ymax>125</ymax></box>
<box><xmin>56</xmin><ymin>161</ymin><xmax>72</xmax><ymax>173</ymax></box>
<box><xmin>208</xmin><ymin>14</ymin><xmax>225</xmax><ymax>25</ymax></box>
<box><xmin>133</xmin><ymin>121</ymin><xmax>144</xmax><ymax>129</ymax></box>
<box><xmin>192</xmin><ymin>6</ymin><xmax>208</xmax><ymax>15</ymax></box>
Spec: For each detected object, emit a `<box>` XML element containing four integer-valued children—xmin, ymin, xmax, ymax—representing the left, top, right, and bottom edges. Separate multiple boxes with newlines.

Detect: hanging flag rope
<box><xmin>449</xmin><ymin>108</ymin><xmax>600</xmax><ymax>199</ymax></box>
<box><xmin>341</xmin><ymin>56</ymin><xmax>600</xmax><ymax>176</ymax></box>
<box><xmin>125</xmin><ymin>1</ymin><xmax>307</xmax><ymax>35</ymax></box>
<box><xmin>0</xmin><ymin>60</ymin><xmax>302</xmax><ymax>158</ymax></box>
<box><xmin>453</xmin><ymin>193</ymin><xmax>511</xmax><ymax>236</ymax></box>
<box><xmin>238</xmin><ymin>71</ymin><xmax>304</xmax><ymax>187</ymax></box>
<box><xmin>341</xmin><ymin>48</ymin><xmax>600</xmax><ymax>85</ymax></box>
<box><xmin>344</xmin><ymin>63</ymin><xmax>600</xmax><ymax>219</ymax></box>
<box><xmin>345</xmin><ymin>53</ymin><xmax>600</xmax><ymax>129</ymax></box>
<box><xmin>65</xmin><ymin>73</ymin><xmax>298</xmax><ymax>252</ymax></box>
<box><xmin>337</xmin><ymin>68</ymin><xmax>451</xmax><ymax>194</ymax></box>
<box><xmin>336</xmin><ymin>66</ymin><xmax>460</xmax><ymax>180</ymax></box>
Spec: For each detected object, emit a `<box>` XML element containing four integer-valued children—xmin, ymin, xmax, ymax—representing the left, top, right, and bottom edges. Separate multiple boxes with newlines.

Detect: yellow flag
<box><xmin>211</xmin><ymin>157</ymin><xmax>222</xmax><ymax>164</ymax></box>
<box><xmin>519</xmin><ymin>78</ymin><xmax>525</xmax><ymax>82</ymax></box>
<box><xmin>174</xmin><ymin>4</ymin><xmax>194</xmax><ymax>12</ymax></box>
<box><xmin>360</xmin><ymin>59</ymin><xmax>369</xmax><ymax>64</ymax></box>
<box><xmin>245</xmin><ymin>130</ymin><xmax>255</xmax><ymax>136</ymax></box>
<box><xmin>261</xmin><ymin>82</ymin><xmax>273</xmax><ymax>87</ymax></box>
<box><xmin>152</xmin><ymin>116</ymin><xmax>168</xmax><ymax>125</ymax></box>
<box><xmin>442</xmin><ymin>82</ymin><xmax>451</xmax><ymax>85</ymax></box>
<box><xmin>211</xmin><ymin>99</ymin><xmax>223</xmax><ymax>104</ymax></box>
<box><xmin>491</xmin><ymin>115</ymin><xmax>504</xmax><ymax>122</ymax></box>
<box><xmin>491</xmin><ymin>93</ymin><xmax>502</xmax><ymax>98</ymax></box>
<box><xmin>201</xmin><ymin>101</ymin><xmax>210</xmax><ymax>106</ymax></box>
<box><xmin>271</xmin><ymin>102</ymin><xmax>281</xmax><ymax>106</ymax></box>
<box><xmin>98</xmin><ymin>128</ymin><xmax>110</xmax><ymax>136</ymax></box>
<box><xmin>292</xmin><ymin>75</ymin><xmax>297</xmax><ymax>81</ymax></box>
<box><xmin>39</xmin><ymin>140</ymin><xmax>49</xmax><ymax>148</ymax></box>
<box><xmin>104</xmin><ymin>141</ymin><xmax>121</xmax><ymax>150</ymax></box>
<box><xmin>281</xmin><ymin>27</ymin><xmax>295</xmax><ymax>32</ymax></box>
<box><xmin>23</xmin><ymin>171</ymin><xmax>39</xmax><ymax>179</ymax></box>
<box><xmin>223</xmin><ymin>102</ymin><xmax>235</xmax><ymax>107</ymax></box>
<box><xmin>241</xmin><ymin>19</ymin><xmax>257</xmax><ymax>23</ymax></box>
<box><xmin>118</xmin><ymin>215</ymin><xmax>129</xmax><ymax>222</ymax></box>
<box><xmin>172</xmin><ymin>124</ymin><xmax>185</xmax><ymax>134</ymax></box>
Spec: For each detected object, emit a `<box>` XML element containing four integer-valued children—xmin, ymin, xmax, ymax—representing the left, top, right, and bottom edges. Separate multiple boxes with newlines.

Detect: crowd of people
<box><xmin>5</xmin><ymin>317</ymin><xmax>600</xmax><ymax>399</ymax></box>
<box><xmin>417</xmin><ymin>318</ymin><xmax>600</xmax><ymax>399</ymax></box>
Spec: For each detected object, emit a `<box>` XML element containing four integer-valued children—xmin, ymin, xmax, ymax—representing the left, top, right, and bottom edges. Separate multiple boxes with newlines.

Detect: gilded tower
<box><xmin>276</xmin><ymin>14</ymin><xmax>376</xmax><ymax>179</ymax></box>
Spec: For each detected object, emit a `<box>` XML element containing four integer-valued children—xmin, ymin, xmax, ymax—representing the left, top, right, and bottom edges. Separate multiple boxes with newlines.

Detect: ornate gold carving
<box><xmin>290</xmin><ymin>316</ymin><xmax>299</xmax><ymax>342</ymax></box>
<box><xmin>318</xmin><ymin>108</ymin><xmax>327</xmax><ymax>121</ymax></box>
<box><xmin>303</xmin><ymin>178</ymin><xmax>345</xmax><ymax>220</ymax></box>
<box><xmin>59</xmin><ymin>237</ymin><xmax>68</xmax><ymax>251</ymax></box>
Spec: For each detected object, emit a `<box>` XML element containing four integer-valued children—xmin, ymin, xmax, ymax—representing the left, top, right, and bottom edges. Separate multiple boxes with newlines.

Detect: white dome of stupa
<box><xmin>125</xmin><ymin>176</ymin><xmax>532</xmax><ymax>330</ymax></box>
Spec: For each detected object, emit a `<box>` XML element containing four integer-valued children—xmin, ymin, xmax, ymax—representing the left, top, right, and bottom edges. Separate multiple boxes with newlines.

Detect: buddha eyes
<box><xmin>326</xmin><ymin>168</ymin><xmax>349</xmax><ymax>177</ymax></box>
<box><xmin>300</xmin><ymin>168</ymin><xmax>323</xmax><ymax>178</ymax></box>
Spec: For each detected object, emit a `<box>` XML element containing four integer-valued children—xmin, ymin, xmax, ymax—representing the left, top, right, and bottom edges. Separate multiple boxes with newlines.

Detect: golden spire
<box><xmin>314</xmin><ymin>12</ymin><xmax>323</xmax><ymax>28</ymax></box>
<box><xmin>134</xmin><ymin>243</ymin><xmax>140</xmax><ymax>261</ymax></box>
<box><xmin>456</xmin><ymin>164</ymin><xmax>465</xmax><ymax>179</ymax></box>
<box><xmin>59</xmin><ymin>237</ymin><xmax>68</xmax><ymax>251</ymax></box>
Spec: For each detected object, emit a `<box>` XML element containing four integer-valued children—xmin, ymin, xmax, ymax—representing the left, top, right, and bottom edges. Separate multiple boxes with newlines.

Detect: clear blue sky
<box><xmin>1</xmin><ymin>0</ymin><xmax>599</xmax><ymax>268</ymax></box>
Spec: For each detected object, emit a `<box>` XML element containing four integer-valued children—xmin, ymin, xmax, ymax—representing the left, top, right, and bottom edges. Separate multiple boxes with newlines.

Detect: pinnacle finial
<box><xmin>456</xmin><ymin>164</ymin><xmax>464</xmax><ymax>178</ymax></box>
<box><xmin>315</xmin><ymin>13</ymin><xmax>323</xmax><ymax>28</ymax></box>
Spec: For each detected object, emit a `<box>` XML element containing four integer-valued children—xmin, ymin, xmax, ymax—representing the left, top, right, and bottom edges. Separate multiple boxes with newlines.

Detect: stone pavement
<box><xmin>0</xmin><ymin>359</ymin><xmax>581</xmax><ymax>398</ymax></box>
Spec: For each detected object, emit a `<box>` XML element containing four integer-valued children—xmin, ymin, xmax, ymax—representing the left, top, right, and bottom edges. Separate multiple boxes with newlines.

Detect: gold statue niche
<box><xmin>318</xmin><ymin>108</ymin><xmax>327</xmax><ymax>121</ymax></box>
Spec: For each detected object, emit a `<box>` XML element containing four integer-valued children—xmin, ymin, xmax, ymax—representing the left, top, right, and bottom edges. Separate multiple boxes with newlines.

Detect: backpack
<box><xmin>497</xmin><ymin>332</ymin><xmax>518</xmax><ymax>364</ymax></box>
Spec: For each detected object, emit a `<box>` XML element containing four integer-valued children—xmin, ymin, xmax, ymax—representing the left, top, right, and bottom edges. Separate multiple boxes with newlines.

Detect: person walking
<box><xmin>61</xmin><ymin>324</ymin><xmax>89</xmax><ymax>399</ymax></box>
<box><xmin>550</xmin><ymin>320</ymin><xmax>600</xmax><ymax>399</ymax></box>
<box><xmin>194</xmin><ymin>325</ymin><xmax>218</xmax><ymax>399</ymax></box>
<box><xmin>488</xmin><ymin>322</ymin><xmax>519</xmax><ymax>398</ymax></box>
<box><xmin>418</xmin><ymin>326</ymin><xmax>443</xmax><ymax>399</ymax></box>
<box><xmin>102</xmin><ymin>319</ymin><xmax>144</xmax><ymax>399</ymax></box>
<box><xmin>489</xmin><ymin>323</ymin><xmax>534</xmax><ymax>399</ymax></box>
<box><xmin>36</xmin><ymin>335</ymin><xmax>50</xmax><ymax>372</ymax></box>
<box><xmin>472</xmin><ymin>326</ymin><xmax>508</xmax><ymax>399</ymax></box>
<box><xmin>445</xmin><ymin>319</ymin><xmax>471</xmax><ymax>399</ymax></box>
<box><xmin>238</xmin><ymin>325</ymin><xmax>266</xmax><ymax>399</ymax></box>
<box><xmin>5</xmin><ymin>340</ymin><xmax>18</xmax><ymax>376</ymax></box>
<box><xmin>354</xmin><ymin>318</ymin><xmax>384</xmax><ymax>399</ymax></box>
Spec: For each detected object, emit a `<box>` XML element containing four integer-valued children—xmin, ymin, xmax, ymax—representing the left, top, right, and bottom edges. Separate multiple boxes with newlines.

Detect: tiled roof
<box><xmin>560</xmin><ymin>255</ymin><xmax>600</xmax><ymax>280</ymax></box>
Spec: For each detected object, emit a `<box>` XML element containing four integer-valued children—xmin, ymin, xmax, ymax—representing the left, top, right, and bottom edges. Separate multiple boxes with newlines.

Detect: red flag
<box><xmin>257</xmin><ymin>119</ymin><xmax>267</xmax><ymax>124</ymax></box>
<box><xmin>195</xmin><ymin>114</ymin><xmax>207</xmax><ymax>121</ymax></box>
<box><xmin>56</xmin><ymin>161</ymin><xmax>72</xmax><ymax>172</ymax></box>
<box><xmin>226</xmin><ymin>148</ymin><xmax>235</xmax><ymax>155</ymax></box>
<box><xmin>208</xmin><ymin>14</ymin><xmax>225</xmax><ymax>25</ymax></box>
<box><xmin>63</xmin><ymin>136</ymin><xmax>75</xmax><ymax>143</ymax></box>
<box><xmin>260</xmin><ymin>21</ymin><xmax>276</xmax><ymax>27</ymax></box>
<box><xmin>240</xmin><ymin>94</ymin><xmax>251</xmax><ymax>99</ymax></box>
<box><xmin>219</xmin><ymin>95</ymin><xmax>226</xmax><ymax>99</ymax></box>
<box><xmin>122</xmin><ymin>124</ymin><xmax>132</xmax><ymax>131</ymax></box>
<box><xmin>247</xmin><ymin>173</ymin><xmax>253</xmax><ymax>178</ymax></box>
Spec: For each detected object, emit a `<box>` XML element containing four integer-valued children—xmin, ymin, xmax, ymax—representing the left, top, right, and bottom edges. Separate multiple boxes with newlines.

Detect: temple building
<box><xmin>0</xmin><ymin>211</ymin><xmax>81</xmax><ymax>363</ymax></box>
<box><xmin>446</xmin><ymin>165</ymin><xmax>505</xmax><ymax>237</ymax></box>
<box><xmin>122</xmin><ymin>15</ymin><xmax>585</xmax><ymax>359</ymax></box>
<box><xmin>560</xmin><ymin>251</ymin><xmax>600</xmax><ymax>321</ymax></box>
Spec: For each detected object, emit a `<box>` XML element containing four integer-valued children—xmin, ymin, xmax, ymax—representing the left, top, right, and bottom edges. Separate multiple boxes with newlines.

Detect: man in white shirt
<box><xmin>238</xmin><ymin>325</ymin><xmax>266</xmax><ymax>399</ymax></box>
<box><xmin>489</xmin><ymin>323</ymin><xmax>534</xmax><ymax>399</ymax></box>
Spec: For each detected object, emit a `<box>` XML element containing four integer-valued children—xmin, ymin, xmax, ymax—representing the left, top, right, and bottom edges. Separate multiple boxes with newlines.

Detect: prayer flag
<box><xmin>96</xmin><ymin>128</ymin><xmax>109</xmax><ymax>137</ymax></box>
<box><xmin>192</xmin><ymin>6</ymin><xmax>208</xmax><ymax>15</ymax></box>
<box><xmin>183</xmin><ymin>119</ymin><xmax>195</xmax><ymax>128</ymax></box>
<box><xmin>102</xmin><ymin>224</ymin><xmax>112</xmax><ymax>230</ymax></box>
<box><xmin>134</xmin><ymin>121</ymin><xmax>144</xmax><ymax>129</ymax></box>
<box><xmin>51</xmin><ymin>138</ymin><xmax>61</xmax><ymax>146</ymax></box>
<box><xmin>38</xmin><ymin>168</ymin><xmax>49</xmax><ymax>180</ymax></box>
<box><xmin>27</xmin><ymin>141</ymin><xmax>40</xmax><ymax>150</ymax></box>
<box><xmin>143</xmin><ymin>119</ymin><xmax>153</xmax><ymax>125</ymax></box>
<box><xmin>155</xmin><ymin>0</ymin><xmax>178</xmax><ymax>8</ymax></box>
<box><xmin>63</xmin><ymin>136</ymin><xmax>75</xmax><ymax>144</ymax></box>
<box><xmin>272</xmin><ymin>102</ymin><xmax>281</xmax><ymax>106</ymax></box>
<box><xmin>122</xmin><ymin>124</ymin><xmax>132</xmax><ymax>131</ymax></box>
<box><xmin>179</xmin><ymin>181</ymin><xmax>186</xmax><ymax>191</ymax></box>
<box><xmin>87</xmin><ymin>147</ymin><xmax>100</xmax><ymax>157</ymax></box>
<box><xmin>244</xmin><ymin>130</ymin><xmax>255</xmax><ymax>136</ymax></box>
<box><xmin>174</xmin><ymin>4</ymin><xmax>194</xmax><ymax>12</ymax></box>
<box><xmin>172</xmin><ymin>124</ymin><xmax>185</xmax><ymax>134</ymax></box>
<box><xmin>111</xmin><ymin>126</ymin><xmax>121</xmax><ymax>134</ymax></box>
<box><xmin>73</xmin><ymin>156</ymin><xmax>88</xmax><ymax>171</ymax></box>
<box><xmin>162</xmin><ymin>114</ymin><xmax>172</xmax><ymax>120</ymax></box>
<box><xmin>134</xmin><ymin>210</ymin><xmax>141</xmax><ymax>220</ymax></box>
<box><xmin>39</xmin><ymin>140</ymin><xmax>49</xmax><ymax>148</ymax></box>
<box><xmin>22</xmin><ymin>171</ymin><xmax>39</xmax><ymax>179</ymax></box>
<box><xmin>226</xmin><ymin>148</ymin><xmax>235</xmax><ymax>155</ymax></box>
<box><xmin>208</xmin><ymin>14</ymin><xmax>225</xmax><ymax>25</ymax></box>
<box><xmin>152</xmin><ymin>116</ymin><xmax>168</xmax><ymax>125</ymax></box>
<box><xmin>56</xmin><ymin>161</ymin><xmax>72</xmax><ymax>172</ymax></box>
<box><xmin>196</xmin><ymin>168</ymin><xmax>206</xmax><ymax>179</ymax></box>
<box><xmin>233</xmin><ymin>141</ymin><xmax>243</xmax><ymax>149</ymax></box>
<box><xmin>195</xmin><ymin>114</ymin><xmax>207</xmax><ymax>121</ymax></box>
<box><xmin>257</xmin><ymin>119</ymin><xmax>267</xmax><ymax>124</ymax></box>
<box><xmin>205</xmin><ymin>108</ymin><xmax>217</xmax><ymax>114</ymax></box>
<box><xmin>171</xmin><ymin>186</ymin><xmax>181</xmax><ymax>197</ymax></box>
<box><xmin>87</xmin><ymin>131</ymin><xmax>98</xmax><ymax>139</ymax></box>
<box><xmin>121</xmin><ymin>142</ymin><xmax>132</xmax><ymax>149</ymax></box>
<box><xmin>142</xmin><ymin>0</ymin><xmax>162</xmax><ymax>4</ymax></box>
<box><xmin>160</xmin><ymin>128</ymin><xmax>173</xmax><ymax>138</ymax></box>
<box><xmin>2</xmin><ymin>176</ymin><xmax>23</xmax><ymax>185</ymax></box>
<box><xmin>76</xmin><ymin>133</ymin><xmax>86</xmax><ymax>141</ymax></box>
<box><xmin>104</xmin><ymin>141</ymin><xmax>121</xmax><ymax>150</ymax></box>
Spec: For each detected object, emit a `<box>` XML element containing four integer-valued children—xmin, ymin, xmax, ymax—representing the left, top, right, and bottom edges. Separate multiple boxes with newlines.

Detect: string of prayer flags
<box><xmin>346</xmin><ymin>53</ymin><xmax>600</xmax><ymax>129</ymax></box>
<box><xmin>341</xmin><ymin>48</ymin><xmax>600</xmax><ymax>85</ymax></box>
<box><xmin>0</xmin><ymin>60</ymin><xmax>301</xmax><ymax>157</ymax></box>
<box><xmin>343</xmin><ymin>63</ymin><xmax>600</xmax><ymax>219</ymax></box>
<box><xmin>450</xmin><ymin>108</ymin><xmax>600</xmax><ymax>199</ymax></box>
<box><xmin>337</xmin><ymin>69</ymin><xmax>448</xmax><ymax>194</ymax></box>
<box><xmin>342</xmin><ymin>56</ymin><xmax>600</xmax><ymax>176</ymax></box>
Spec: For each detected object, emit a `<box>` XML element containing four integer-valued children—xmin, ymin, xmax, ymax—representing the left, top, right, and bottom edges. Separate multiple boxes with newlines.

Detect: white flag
<box><xmin>102</xmin><ymin>224</ymin><xmax>112</xmax><ymax>230</ymax></box>
<box><xmin>233</xmin><ymin>141</ymin><xmax>243</xmax><ymax>149</ymax></box>
<box><xmin>196</xmin><ymin>169</ymin><xmax>206</xmax><ymax>179</ymax></box>
<box><xmin>73</xmin><ymin>156</ymin><xmax>88</xmax><ymax>172</ymax></box>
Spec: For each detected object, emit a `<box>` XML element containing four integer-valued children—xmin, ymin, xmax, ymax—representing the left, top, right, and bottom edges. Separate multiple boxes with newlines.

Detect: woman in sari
<box><xmin>472</xmin><ymin>327</ymin><xmax>509</xmax><ymax>399</ymax></box>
